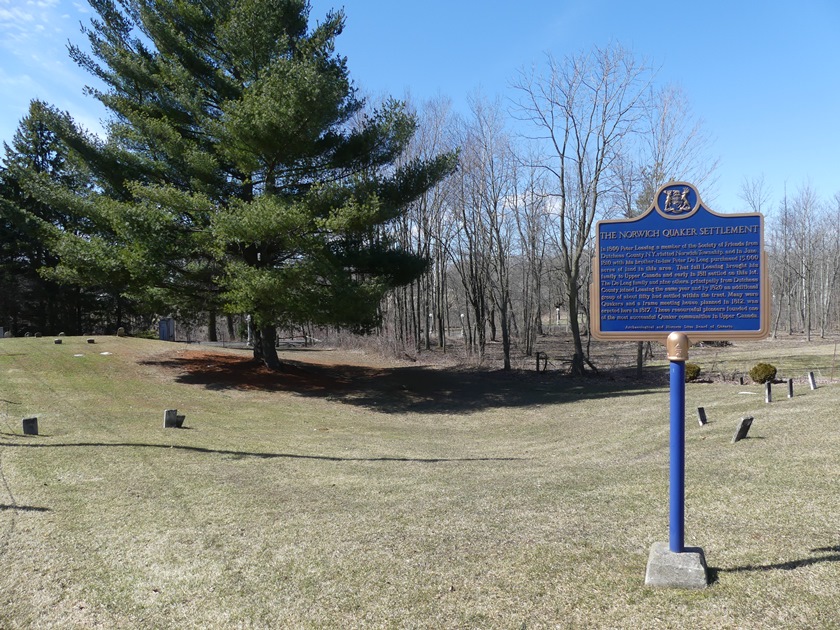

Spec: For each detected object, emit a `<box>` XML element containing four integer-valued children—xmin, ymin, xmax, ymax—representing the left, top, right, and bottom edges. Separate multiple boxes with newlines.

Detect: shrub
<box><xmin>685</xmin><ymin>363</ymin><xmax>701</xmax><ymax>382</ymax></box>
<box><xmin>749</xmin><ymin>362</ymin><xmax>777</xmax><ymax>384</ymax></box>
<box><xmin>132</xmin><ymin>329</ymin><xmax>158</xmax><ymax>340</ymax></box>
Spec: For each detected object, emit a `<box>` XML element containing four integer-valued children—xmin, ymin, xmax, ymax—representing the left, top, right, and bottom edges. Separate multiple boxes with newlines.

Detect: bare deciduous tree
<box><xmin>513</xmin><ymin>44</ymin><xmax>652</xmax><ymax>375</ymax></box>
<box><xmin>634</xmin><ymin>83</ymin><xmax>720</xmax><ymax>212</ymax></box>
<box><xmin>511</xmin><ymin>156</ymin><xmax>549</xmax><ymax>357</ymax></box>
<box><xmin>468</xmin><ymin>97</ymin><xmax>516</xmax><ymax>369</ymax></box>
<box><xmin>448</xmin><ymin>96</ymin><xmax>516</xmax><ymax>366</ymax></box>
<box><xmin>387</xmin><ymin>96</ymin><xmax>458</xmax><ymax>356</ymax></box>
<box><xmin>614</xmin><ymin>82</ymin><xmax>720</xmax><ymax>372</ymax></box>
<box><xmin>739</xmin><ymin>174</ymin><xmax>772</xmax><ymax>215</ymax></box>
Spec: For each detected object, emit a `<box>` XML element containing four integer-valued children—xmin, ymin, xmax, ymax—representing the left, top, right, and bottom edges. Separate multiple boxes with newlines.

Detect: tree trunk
<box><xmin>567</xmin><ymin>284</ymin><xmax>586</xmax><ymax>376</ymax></box>
<box><xmin>115</xmin><ymin>295</ymin><xmax>124</xmax><ymax>333</ymax></box>
<box><xmin>500</xmin><ymin>304</ymin><xmax>511</xmax><ymax>370</ymax></box>
<box><xmin>423</xmin><ymin>277</ymin><xmax>431</xmax><ymax>351</ymax></box>
<box><xmin>464</xmin><ymin>309</ymin><xmax>473</xmax><ymax>355</ymax></box>
<box><xmin>489</xmin><ymin>307</ymin><xmax>497</xmax><ymax>342</ymax></box>
<box><xmin>253</xmin><ymin>325</ymin><xmax>282</xmax><ymax>369</ymax></box>
<box><xmin>410</xmin><ymin>282</ymin><xmax>419</xmax><ymax>352</ymax></box>
<box><xmin>207</xmin><ymin>311</ymin><xmax>218</xmax><ymax>342</ymax></box>
<box><xmin>636</xmin><ymin>341</ymin><xmax>644</xmax><ymax>376</ymax></box>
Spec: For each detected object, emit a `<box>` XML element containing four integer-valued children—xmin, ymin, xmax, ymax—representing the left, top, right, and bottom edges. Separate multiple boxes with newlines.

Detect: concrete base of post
<box><xmin>645</xmin><ymin>541</ymin><xmax>708</xmax><ymax>589</ymax></box>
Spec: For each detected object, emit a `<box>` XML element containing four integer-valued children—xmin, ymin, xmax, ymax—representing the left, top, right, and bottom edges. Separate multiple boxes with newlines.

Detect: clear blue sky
<box><xmin>2</xmin><ymin>0</ymin><xmax>839</xmax><ymax>213</ymax></box>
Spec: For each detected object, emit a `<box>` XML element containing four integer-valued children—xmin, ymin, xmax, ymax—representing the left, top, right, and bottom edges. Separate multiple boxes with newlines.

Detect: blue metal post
<box><xmin>669</xmin><ymin>359</ymin><xmax>686</xmax><ymax>553</ymax></box>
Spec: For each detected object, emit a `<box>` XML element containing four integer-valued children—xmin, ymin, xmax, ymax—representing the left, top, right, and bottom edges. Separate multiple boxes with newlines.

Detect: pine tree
<box><xmin>0</xmin><ymin>100</ymin><xmax>116</xmax><ymax>335</ymax></box>
<box><xmin>45</xmin><ymin>0</ymin><xmax>455</xmax><ymax>366</ymax></box>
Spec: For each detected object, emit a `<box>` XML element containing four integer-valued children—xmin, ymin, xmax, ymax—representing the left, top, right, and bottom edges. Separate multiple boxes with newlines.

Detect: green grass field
<box><xmin>1</xmin><ymin>336</ymin><xmax>839</xmax><ymax>628</ymax></box>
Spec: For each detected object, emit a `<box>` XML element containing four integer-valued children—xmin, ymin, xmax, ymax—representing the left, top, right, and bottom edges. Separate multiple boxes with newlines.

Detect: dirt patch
<box><xmin>140</xmin><ymin>345</ymin><xmax>664</xmax><ymax>415</ymax></box>
<box><xmin>143</xmin><ymin>349</ymin><xmax>390</xmax><ymax>395</ymax></box>
<box><xmin>138</xmin><ymin>332</ymin><xmax>839</xmax><ymax>410</ymax></box>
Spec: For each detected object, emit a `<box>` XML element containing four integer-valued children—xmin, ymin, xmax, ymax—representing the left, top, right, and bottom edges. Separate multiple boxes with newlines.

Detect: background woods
<box><xmin>1</xmin><ymin>5</ymin><xmax>837</xmax><ymax>372</ymax></box>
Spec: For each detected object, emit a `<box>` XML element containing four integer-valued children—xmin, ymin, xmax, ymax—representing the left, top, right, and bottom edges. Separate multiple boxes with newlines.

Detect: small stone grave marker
<box><xmin>87</xmin><ymin>338</ymin><xmax>95</xmax><ymax>344</ymax></box>
<box><xmin>808</xmin><ymin>372</ymin><xmax>817</xmax><ymax>390</ymax></box>
<box><xmin>116</xmin><ymin>327</ymin><xmax>126</xmax><ymax>337</ymax></box>
<box><xmin>787</xmin><ymin>378</ymin><xmax>794</xmax><ymax>398</ymax></box>
<box><xmin>732</xmin><ymin>416</ymin><xmax>754</xmax><ymax>443</ymax></box>
<box><xmin>765</xmin><ymin>382</ymin><xmax>772</xmax><ymax>404</ymax></box>
<box><xmin>22</xmin><ymin>417</ymin><xmax>38</xmax><ymax>435</ymax></box>
<box><xmin>697</xmin><ymin>407</ymin><xmax>708</xmax><ymax>426</ymax></box>
<box><xmin>163</xmin><ymin>409</ymin><xmax>185</xmax><ymax>428</ymax></box>
<box><xmin>54</xmin><ymin>339</ymin><xmax>62</xmax><ymax>345</ymax></box>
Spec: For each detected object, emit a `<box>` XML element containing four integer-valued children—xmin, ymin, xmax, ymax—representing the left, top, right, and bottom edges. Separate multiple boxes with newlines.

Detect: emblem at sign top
<box><xmin>656</xmin><ymin>183</ymin><xmax>699</xmax><ymax>218</ymax></box>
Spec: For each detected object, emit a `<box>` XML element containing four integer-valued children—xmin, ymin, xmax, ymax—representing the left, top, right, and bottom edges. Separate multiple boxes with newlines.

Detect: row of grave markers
<box><xmin>762</xmin><ymin>372</ymin><xmax>817</xmax><ymax>403</ymax></box>
<box><xmin>695</xmin><ymin>371</ymin><xmax>821</xmax><ymax>444</ymax></box>
<box><xmin>694</xmin><ymin>409</ymin><xmax>754</xmax><ymax>443</ymax></box>
<box><xmin>2</xmin><ymin>328</ymin><xmax>127</xmax><ymax>338</ymax></box>
<box><xmin>9</xmin><ymin>336</ymin><xmax>179</xmax><ymax>436</ymax></box>
<box><xmin>17</xmin><ymin>409</ymin><xmax>188</xmax><ymax>436</ymax></box>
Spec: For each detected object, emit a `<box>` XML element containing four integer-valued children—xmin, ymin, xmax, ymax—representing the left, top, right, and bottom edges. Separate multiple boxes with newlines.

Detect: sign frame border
<box><xmin>590</xmin><ymin>182</ymin><xmax>771</xmax><ymax>342</ymax></box>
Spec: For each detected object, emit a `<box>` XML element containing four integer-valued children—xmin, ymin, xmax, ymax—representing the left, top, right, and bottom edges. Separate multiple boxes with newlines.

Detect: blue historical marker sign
<box><xmin>591</xmin><ymin>182</ymin><xmax>769</xmax><ymax>341</ymax></box>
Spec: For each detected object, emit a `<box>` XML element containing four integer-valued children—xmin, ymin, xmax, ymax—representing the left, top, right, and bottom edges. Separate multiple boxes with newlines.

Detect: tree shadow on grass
<box><xmin>4</xmin><ymin>441</ymin><xmax>522</xmax><ymax>463</ymax></box>
<box><xmin>0</xmin><ymin>504</ymin><xmax>51</xmax><ymax>512</ymax></box>
<box><xmin>141</xmin><ymin>351</ymin><xmax>668</xmax><ymax>415</ymax></box>
<box><xmin>709</xmin><ymin>547</ymin><xmax>840</xmax><ymax>581</ymax></box>
<box><xmin>812</xmin><ymin>545</ymin><xmax>840</xmax><ymax>553</ymax></box>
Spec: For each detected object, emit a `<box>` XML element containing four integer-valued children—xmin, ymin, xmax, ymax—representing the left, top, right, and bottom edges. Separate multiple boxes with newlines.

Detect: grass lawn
<box><xmin>1</xmin><ymin>335</ymin><xmax>839</xmax><ymax>628</ymax></box>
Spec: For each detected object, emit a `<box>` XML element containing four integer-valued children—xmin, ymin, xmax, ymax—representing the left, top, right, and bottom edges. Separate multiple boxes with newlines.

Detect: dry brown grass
<box><xmin>0</xmin><ymin>335</ymin><xmax>839</xmax><ymax>628</ymax></box>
